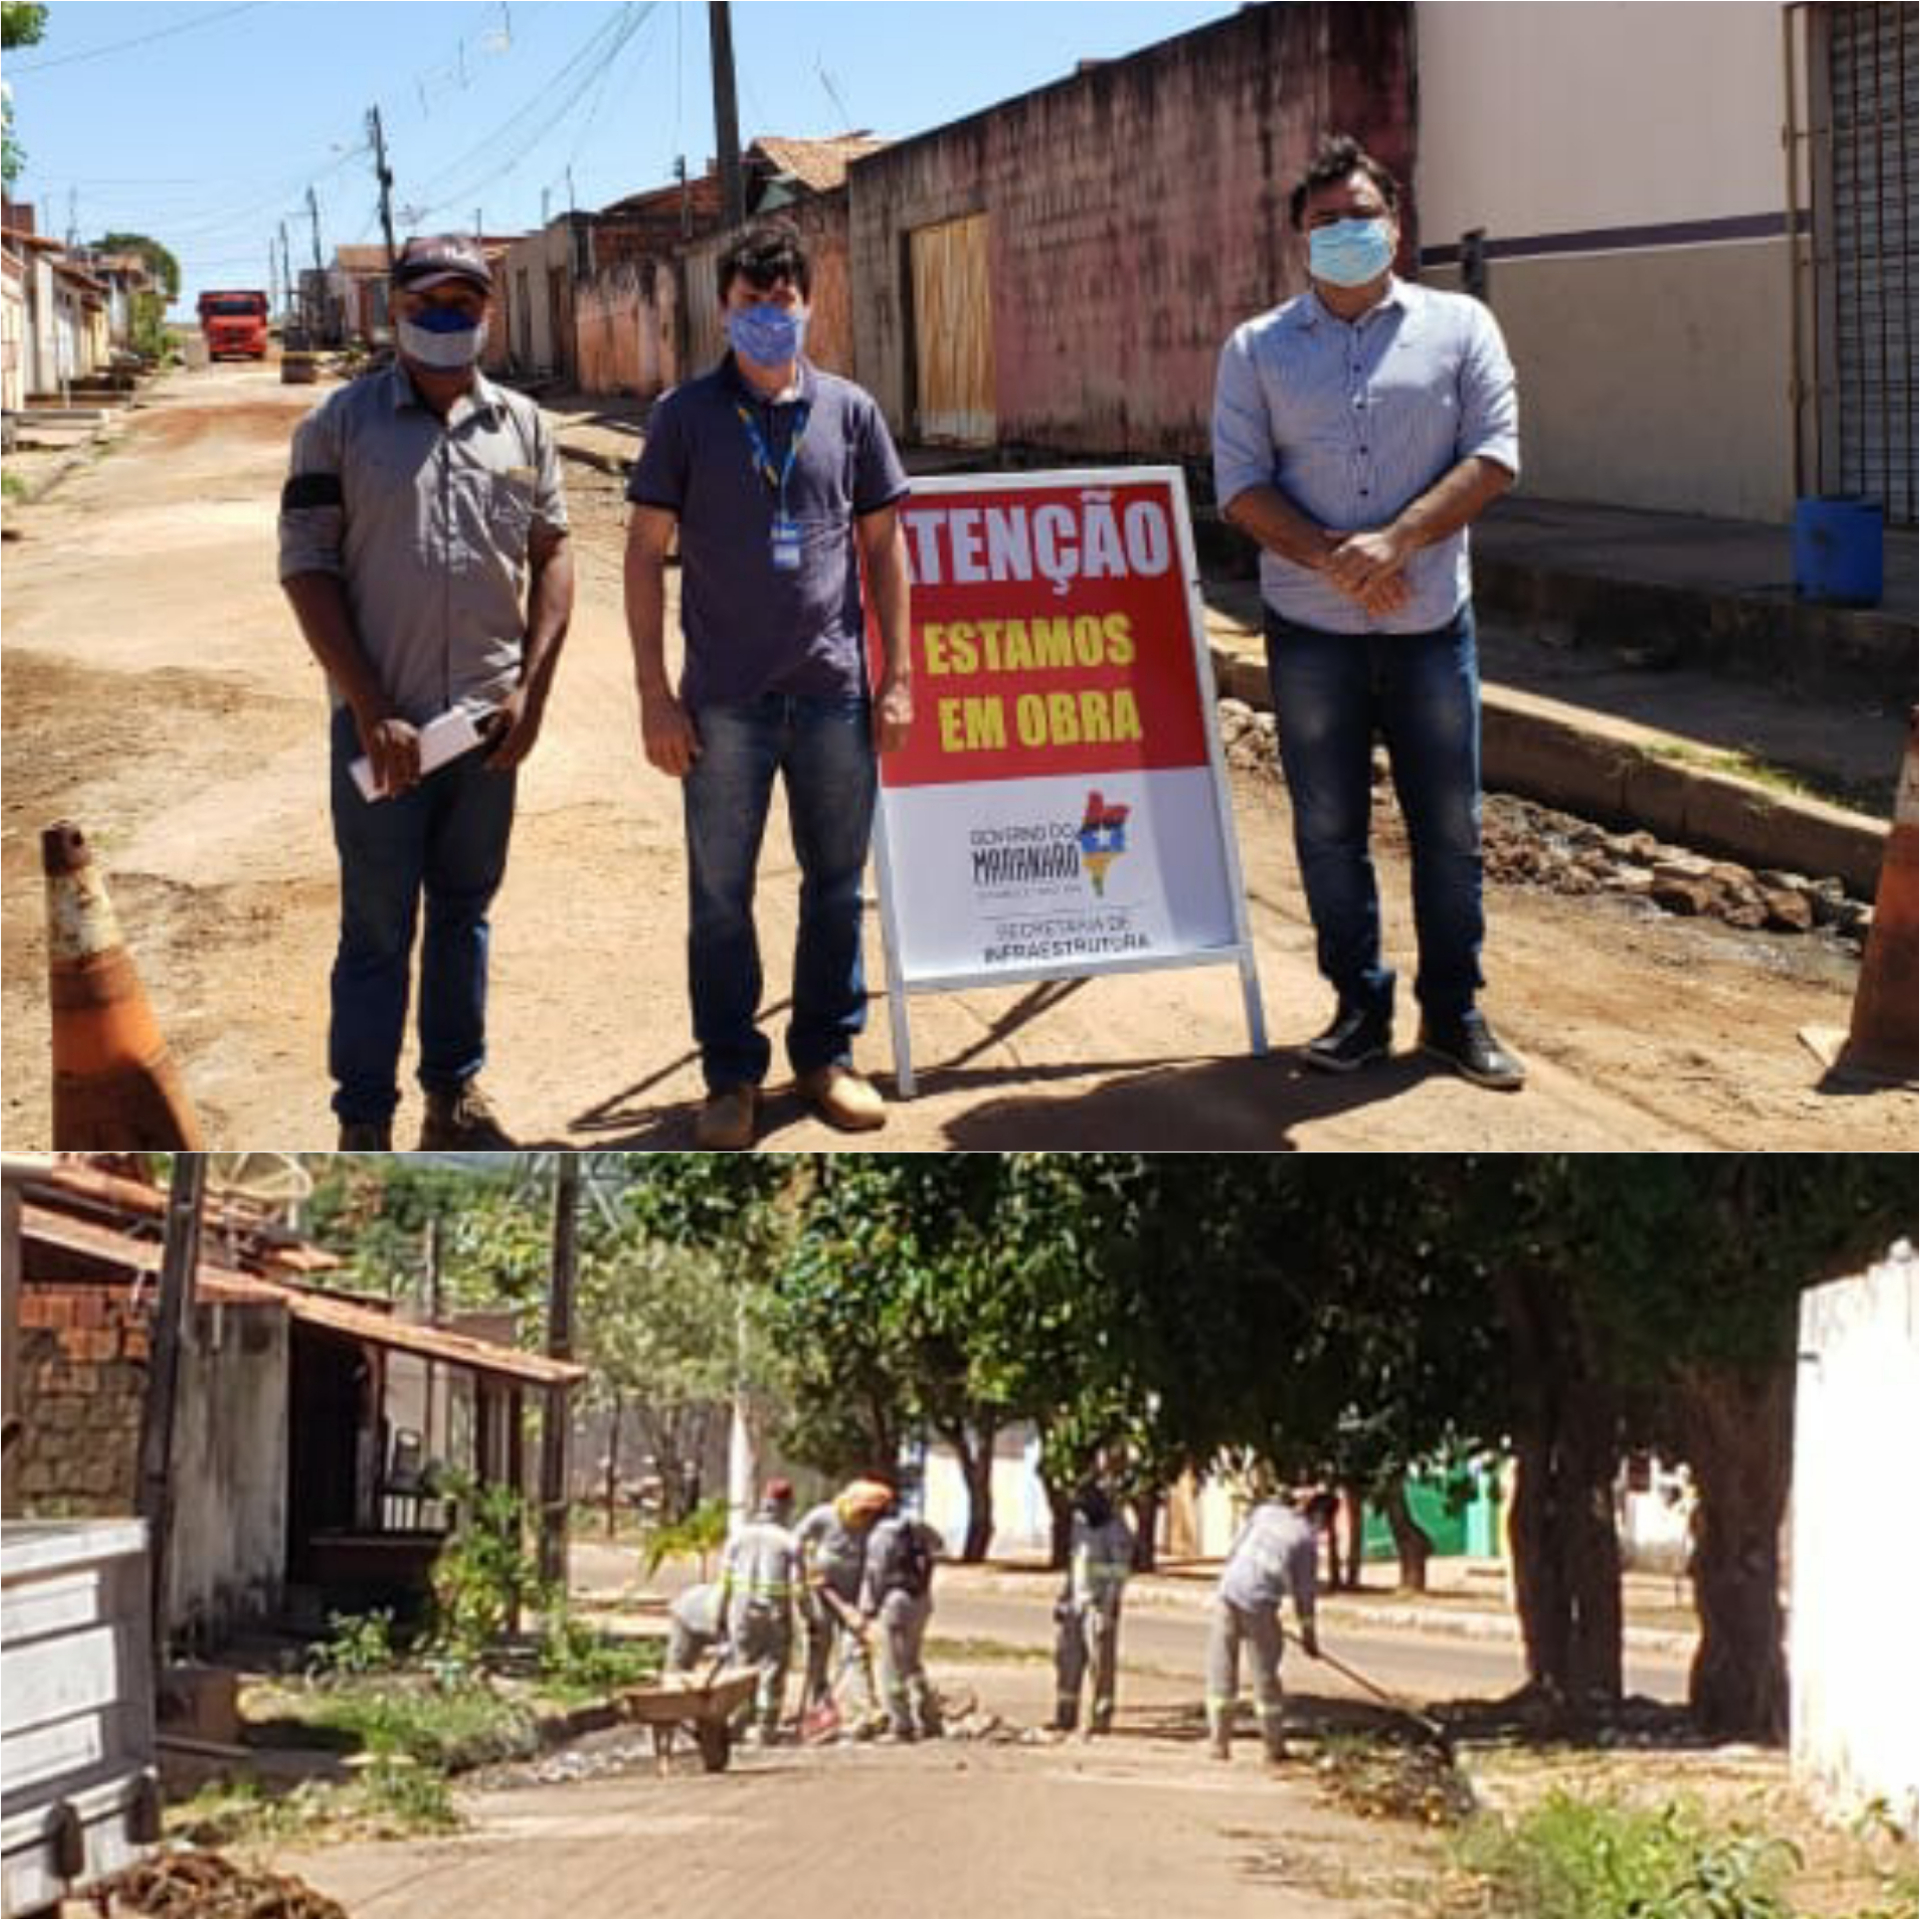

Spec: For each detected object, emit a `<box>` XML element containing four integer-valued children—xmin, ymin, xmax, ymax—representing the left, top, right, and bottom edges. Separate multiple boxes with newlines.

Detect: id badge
<box><xmin>770</xmin><ymin>512</ymin><xmax>802</xmax><ymax>572</ymax></box>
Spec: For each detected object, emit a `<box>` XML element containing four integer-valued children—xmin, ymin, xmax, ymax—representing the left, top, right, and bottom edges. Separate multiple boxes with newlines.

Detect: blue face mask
<box><xmin>397</xmin><ymin>303</ymin><xmax>488</xmax><ymax>370</ymax></box>
<box><xmin>726</xmin><ymin>302</ymin><xmax>808</xmax><ymax>369</ymax></box>
<box><xmin>1309</xmin><ymin>217</ymin><xmax>1396</xmax><ymax>289</ymax></box>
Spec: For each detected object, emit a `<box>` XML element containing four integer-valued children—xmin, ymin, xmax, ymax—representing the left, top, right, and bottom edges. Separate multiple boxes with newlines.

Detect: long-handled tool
<box><xmin>1288</xmin><ymin>1628</ymin><xmax>1456</xmax><ymax>1760</ymax></box>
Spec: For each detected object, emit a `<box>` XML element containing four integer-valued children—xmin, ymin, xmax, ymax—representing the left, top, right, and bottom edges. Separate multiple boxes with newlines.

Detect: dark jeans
<box><xmin>683</xmin><ymin>693</ymin><xmax>876</xmax><ymax>1091</ymax></box>
<box><xmin>328</xmin><ymin>704</ymin><xmax>516</xmax><ymax>1124</ymax></box>
<box><xmin>1264</xmin><ymin>604</ymin><xmax>1485</xmax><ymax>1024</ymax></box>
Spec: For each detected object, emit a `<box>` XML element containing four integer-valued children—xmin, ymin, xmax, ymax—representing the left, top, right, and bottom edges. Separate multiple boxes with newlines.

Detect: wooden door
<box><xmin>911</xmin><ymin>213</ymin><xmax>995</xmax><ymax>445</ymax></box>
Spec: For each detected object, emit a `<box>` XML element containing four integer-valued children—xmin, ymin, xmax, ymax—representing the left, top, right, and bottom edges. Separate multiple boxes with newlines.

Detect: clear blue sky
<box><xmin>6</xmin><ymin>1</ymin><xmax>1239</xmax><ymax>314</ymax></box>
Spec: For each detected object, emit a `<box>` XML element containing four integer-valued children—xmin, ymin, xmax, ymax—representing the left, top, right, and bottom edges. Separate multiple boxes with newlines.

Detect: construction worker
<box><xmin>794</xmin><ymin>1477</ymin><xmax>891</xmax><ymax>1731</ymax></box>
<box><xmin>664</xmin><ymin>1578</ymin><xmax>729</xmax><ymax>1676</ymax></box>
<box><xmin>1206</xmin><ymin>1493</ymin><xmax>1321</xmax><ymax>1763</ymax></box>
<box><xmin>860</xmin><ymin>1497</ymin><xmax>944</xmax><ymax>1741</ymax></box>
<box><xmin>1053</xmin><ymin>1484</ymin><xmax>1135</xmax><ymax>1735</ymax></box>
<box><xmin>718</xmin><ymin>1477</ymin><xmax>800</xmax><ymax>1742</ymax></box>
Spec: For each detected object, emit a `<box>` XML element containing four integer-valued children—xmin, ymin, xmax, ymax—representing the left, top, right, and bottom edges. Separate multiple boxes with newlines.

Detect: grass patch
<box><xmin>167</xmin><ymin>1758</ymin><xmax>460</xmax><ymax>1849</ymax></box>
<box><xmin>925</xmin><ymin>1634</ymin><xmax>1052</xmax><ymax>1666</ymax></box>
<box><xmin>1</xmin><ymin>472</ymin><xmax>29</xmax><ymax>502</ymax></box>
<box><xmin>1642</xmin><ymin>737</ymin><xmax>1851</xmax><ymax>808</ymax></box>
<box><xmin>1452</xmin><ymin>1789</ymin><xmax>1803</xmax><ymax>1918</ymax></box>
<box><xmin>293</xmin><ymin>1677</ymin><xmax>540</xmax><ymax>1771</ymax></box>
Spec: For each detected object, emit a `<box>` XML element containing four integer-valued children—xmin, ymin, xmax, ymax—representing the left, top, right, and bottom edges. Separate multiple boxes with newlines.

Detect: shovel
<box><xmin>1289</xmin><ymin>1628</ymin><xmax>1457</xmax><ymax>1761</ymax></box>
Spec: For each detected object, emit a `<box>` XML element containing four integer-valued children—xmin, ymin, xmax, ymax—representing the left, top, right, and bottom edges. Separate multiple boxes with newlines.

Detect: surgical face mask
<box><xmin>397</xmin><ymin>303</ymin><xmax>489</xmax><ymax>370</ymax></box>
<box><xmin>1308</xmin><ymin>217</ymin><xmax>1396</xmax><ymax>289</ymax></box>
<box><xmin>726</xmin><ymin>301</ymin><xmax>808</xmax><ymax>368</ymax></box>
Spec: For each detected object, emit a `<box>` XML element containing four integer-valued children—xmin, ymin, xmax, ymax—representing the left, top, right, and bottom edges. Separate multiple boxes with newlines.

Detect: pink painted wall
<box><xmin>848</xmin><ymin>2</ymin><xmax>1416</xmax><ymax>457</ymax></box>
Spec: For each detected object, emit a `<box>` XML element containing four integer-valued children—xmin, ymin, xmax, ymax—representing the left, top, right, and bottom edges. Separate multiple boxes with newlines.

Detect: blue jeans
<box><xmin>328</xmin><ymin>705</ymin><xmax>517</xmax><ymax>1124</ymax></box>
<box><xmin>684</xmin><ymin>694</ymin><xmax>877</xmax><ymax>1091</ymax></box>
<box><xmin>1264</xmin><ymin>604</ymin><xmax>1485</xmax><ymax>1024</ymax></box>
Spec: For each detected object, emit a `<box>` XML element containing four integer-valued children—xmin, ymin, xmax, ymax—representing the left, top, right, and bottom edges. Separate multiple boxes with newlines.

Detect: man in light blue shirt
<box><xmin>1212</xmin><ymin>137</ymin><xmax>1525</xmax><ymax>1090</ymax></box>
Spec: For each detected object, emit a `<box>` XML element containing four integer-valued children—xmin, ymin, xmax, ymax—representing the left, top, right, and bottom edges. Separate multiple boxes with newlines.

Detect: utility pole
<box><xmin>422</xmin><ymin>1214</ymin><xmax>442</xmax><ymax>1468</ymax></box>
<box><xmin>709</xmin><ymin>1</ymin><xmax>745</xmax><ymax>230</ymax></box>
<box><xmin>135</xmin><ymin>1155</ymin><xmax>206</xmax><ymax>1659</ymax></box>
<box><xmin>278</xmin><ymin>222</ymin><xmax>294</xmax><ymax>327</ymax></box>
<box><xmin>368</xmin><ymin>105</ymin><xmax>397</xmax><ymax>267</ymax></box>
<box><xmin>537</xmin><ymin>1157</ymin><xmax>579</xmax><ymax>1589</ymax></box>
<box><xmin>676</xmin><ymin>156</ymin><xmax>691</xmax><ymax>239</ymax></box>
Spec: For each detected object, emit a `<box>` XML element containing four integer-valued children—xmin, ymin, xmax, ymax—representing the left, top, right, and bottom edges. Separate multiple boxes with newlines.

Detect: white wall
<box><xmin>918</xmin><ymin>1425</ymin><xmax>1053</xmax><ymax>1556</ymax></box>
<box><xmin>1415</xmin><ymin>3</ymin><xmax>1786</xmax><ymax>245</ymax></box>
<box><xmin>1791</xmin><ymin>1245</ymin><xmax>1920</xmax><ymax>1828</ymax></box>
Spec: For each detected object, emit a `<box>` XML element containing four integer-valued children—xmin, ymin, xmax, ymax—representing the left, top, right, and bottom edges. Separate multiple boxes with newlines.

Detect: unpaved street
<box><xmin>3</xmin><ymin>365</ymin><xmax>1909</xmax><ymax>1149</ymax></box>
<box><xmin>279</xmin><ymin>1658</ymin><xmax>1446</xmax><ymax>1919</ymax></box>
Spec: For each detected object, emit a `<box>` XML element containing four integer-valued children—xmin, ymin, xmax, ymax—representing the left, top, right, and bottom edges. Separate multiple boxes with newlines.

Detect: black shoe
<box><xmin>338</xmin><ymin>1119</ymin><xmax>392</xmax><ymax>1150</ymax></box>
<box><xmin>1419</xmin><ymin>1010</ymin><xmax>1526</xmax><ymax>1090</ymax></box>
<box><xmin>1298</xmin><ymin>1004</ymin><xmax>1393</xmax><ymax>1074</ymax></box>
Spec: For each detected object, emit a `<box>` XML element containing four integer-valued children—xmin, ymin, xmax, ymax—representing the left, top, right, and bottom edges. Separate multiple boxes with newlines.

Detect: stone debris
<box><xmin>1215</xmin><ymin>699</ymin><xmax>1871</xmax><ymax>946</ymax></box>
<box><xmin>93</xmin><ymin>1847</ymin><xmax>345</xmax><ymax>1918</ymax></box>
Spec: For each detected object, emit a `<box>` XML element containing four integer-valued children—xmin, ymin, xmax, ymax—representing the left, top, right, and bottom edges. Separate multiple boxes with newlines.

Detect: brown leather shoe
<box><xmin>418</xmin><ymin>1080</ymin><xmax>516</xmax><ymax>1149</ymax></box>
<box><xmin>693</xmin><ymin>1084</ymin><xmax>759</xmax><ymax>1150</ymax></box>
<box><xmin>795</xmin><ymin>1064</ymin><xmax>886</xmax><ymax>1132</ymax></box>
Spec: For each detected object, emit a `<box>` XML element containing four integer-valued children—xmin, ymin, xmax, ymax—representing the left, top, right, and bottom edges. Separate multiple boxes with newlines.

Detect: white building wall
<box><xmin>1413</xmin><ymin>3</ymin><xmax>1799</xmax><ymax>520</ymax></box>
<box><xmin>1791</xmin><ymin>1244</ymin><xmax>1920</xmax><ymax>1827</ymax></box>
<box><xmin>1415</xmin><ymin>4</ymin><xmax>1784</xmax><ymax>242</ymax></box>
<box><xmin>917</xmin><ymin>1425</ymin><xmax>1052</xmax><ymax>1556</ymax></box>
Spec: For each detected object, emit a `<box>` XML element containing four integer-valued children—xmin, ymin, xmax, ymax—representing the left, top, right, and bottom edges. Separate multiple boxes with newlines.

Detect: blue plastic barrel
<box><xmin>1792</xmin><ymin>496</ymin><xmax>1884</xmax><ymax>606</ymax></box>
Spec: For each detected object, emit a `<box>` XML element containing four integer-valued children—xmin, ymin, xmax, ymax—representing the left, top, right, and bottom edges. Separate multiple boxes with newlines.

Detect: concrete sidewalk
<box><xmin>540</xmin><ymin>390</ymin><xmax>1905</xmax><ymax>890</ymax></box>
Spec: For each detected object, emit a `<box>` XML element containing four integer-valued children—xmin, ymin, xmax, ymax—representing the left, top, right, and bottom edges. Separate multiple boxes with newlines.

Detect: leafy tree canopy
<box><xmin>93</xmin><ymin>231</ymin><xmax>181</xmax><ymax>301</ymax></box>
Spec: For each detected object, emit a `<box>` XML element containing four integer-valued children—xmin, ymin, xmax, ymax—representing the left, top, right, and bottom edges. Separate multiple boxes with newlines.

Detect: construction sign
<box><xmin>869</xmin><ymin>469</ymin><xmax>1265</xmax><ymax>1094</ymax></box>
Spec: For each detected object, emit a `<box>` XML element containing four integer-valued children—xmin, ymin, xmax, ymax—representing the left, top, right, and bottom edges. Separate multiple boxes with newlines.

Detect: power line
<box><xmin>8</xmin><ymin>4</ymin><xmax>265</xmax><ymax>75</ymax></box>
<box><xmin>409</xmin><ymin>4</ymin><xmax>650</xmax><ymax>216</ymax></box>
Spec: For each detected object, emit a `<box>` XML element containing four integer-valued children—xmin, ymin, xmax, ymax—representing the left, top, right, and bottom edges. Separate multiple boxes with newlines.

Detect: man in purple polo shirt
<box><xmin>625</xmin><ymin>220</ymin><xmax>913</xmax><ymax>1149</ymax></box>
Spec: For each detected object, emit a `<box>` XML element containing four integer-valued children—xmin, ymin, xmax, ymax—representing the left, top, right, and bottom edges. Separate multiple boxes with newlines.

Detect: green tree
<box><xmin>2</xmin><ymin>3</ymin><xmax>47</xmax><ymax>187</ymax></box>
<box><xmin>93</xmin><ymin>231</ymin><xmax>181</xmax><ymax>301</ymax></box>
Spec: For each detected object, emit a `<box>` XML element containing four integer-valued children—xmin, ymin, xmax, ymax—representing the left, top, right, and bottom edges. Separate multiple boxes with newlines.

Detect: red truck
<box><xmin>196</xmin><ymin>289</ymin><xmax>271</xmax><ymax>360</ymax></box>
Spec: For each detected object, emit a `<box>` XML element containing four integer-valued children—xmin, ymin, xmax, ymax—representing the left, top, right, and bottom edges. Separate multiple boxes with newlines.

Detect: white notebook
<box><xmin>349</xmin><ymin>706</ymin><xmax>488</xmax><ymax>802</ymax></box>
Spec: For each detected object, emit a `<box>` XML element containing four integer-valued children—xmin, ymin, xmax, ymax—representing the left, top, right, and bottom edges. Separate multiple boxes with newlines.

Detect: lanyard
<box><xmin>735</xmin><ymin>397</ymin><xmax>811</xmax><ymax>516</ymax></box>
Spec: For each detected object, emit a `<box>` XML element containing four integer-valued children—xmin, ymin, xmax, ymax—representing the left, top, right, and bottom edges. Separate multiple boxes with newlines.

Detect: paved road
<box><xmin>927</xmin><ymin>1582</ymin><xmax>1690</xmax><ymax>1710</ymax></box>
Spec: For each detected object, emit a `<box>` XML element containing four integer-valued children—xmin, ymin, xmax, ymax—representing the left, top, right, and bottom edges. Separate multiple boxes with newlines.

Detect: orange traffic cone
<box><xmin>1802</xmin><ymin>710</ymin><xmax>1917</xmax><ymax>1087</ymax></box>
<box><xmin>43</xmin><ymin>821</ymin><xmax>205</xmax><ymax>1148</ymax></box>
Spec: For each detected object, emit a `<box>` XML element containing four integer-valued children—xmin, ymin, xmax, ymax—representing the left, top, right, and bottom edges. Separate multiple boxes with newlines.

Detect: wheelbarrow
<box><xmin>616</xmin><ymin>1668</ymin><xmax>760</xmax><ymax>1774</ymax></box>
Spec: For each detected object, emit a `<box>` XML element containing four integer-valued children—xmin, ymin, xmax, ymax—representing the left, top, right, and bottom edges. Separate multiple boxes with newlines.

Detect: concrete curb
<box><xmin>1209</xmin><ymin>637</ymin><xmax>1888</xmax><ymax>896</ymax></box>
<box><xmin>941</xmin><ymin>1563</ymin><xmax>1697</xmax><ymax>1660</ymax></box>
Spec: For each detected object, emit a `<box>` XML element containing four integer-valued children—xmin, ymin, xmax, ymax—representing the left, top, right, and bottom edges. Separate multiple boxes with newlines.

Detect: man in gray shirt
<box><xmin>1212</xmin><ymin>136</ymin><xmax>1525</xmax><ymax>1091</ymax></box>
<box><xmin>280</xmin><ymin>234</ymin><xmax>573</xmax><ymax>1149</ymax></box>
<box><xmin>1206</xmin><ymin>1495</ymin><xmax>1321</xmax><ymax>1762</ymax></box>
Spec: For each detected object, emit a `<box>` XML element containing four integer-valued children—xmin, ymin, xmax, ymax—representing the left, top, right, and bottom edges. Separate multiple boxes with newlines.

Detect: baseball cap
<box><xmin>391</xmin><ymin>235</ymin><xmax>493</xmax><ymax>294</ymax></box>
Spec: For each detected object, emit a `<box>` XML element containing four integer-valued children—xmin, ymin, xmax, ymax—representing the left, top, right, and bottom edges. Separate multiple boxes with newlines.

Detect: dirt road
<box><xmin>3</xmin><ymin>365</ymin><xmax>1910</xmax><ymax>1149</ymax></box>
<box><xmin>277</xmin><ymin>1658</ymin><xmax>1446</xmax><ymax>1919</ymax></box>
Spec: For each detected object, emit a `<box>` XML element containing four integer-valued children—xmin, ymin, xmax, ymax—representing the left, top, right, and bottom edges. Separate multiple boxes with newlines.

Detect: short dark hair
<box><xmin>1289</xmin><ymin>135</ymin><xmax>1401</xmax><ymax>231</ymax></box>
<box><xmin>717</xmin><ymin>219</ymin><xmax>812</xmax><ymax>301</ymax></box>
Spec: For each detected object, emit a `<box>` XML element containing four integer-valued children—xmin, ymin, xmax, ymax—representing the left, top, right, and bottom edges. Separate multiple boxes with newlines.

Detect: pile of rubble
<box><xmin>1216</xmin><ymin>700</ymin><xmax>1871</xmax><ymax>947</ymax></box>
<box><xmin>94</xmin><ymin>1848</ymin><xmax>344</xmax><ymax>1918</ymax></box>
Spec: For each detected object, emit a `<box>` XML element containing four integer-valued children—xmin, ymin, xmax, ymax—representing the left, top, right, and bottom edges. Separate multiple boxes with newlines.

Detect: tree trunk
<box><xmin>939</xmin><ymin>1420</ymin><xmax>997</xmax><ymax>1562</ymax></box>
<box><xmin>1338</xmin><ymin>1487</ymin><xmax>1364</xmax><ymax>1588</ymax></box>
<box><xmin>1493</xmin><ymin>1267</ymin><xmax>1624</xmax><ymax>1715</ymax></box>
<box><xmin>1130</xmin><ymin>1488</ymin><xmax>1160</xmax><ymax>1573</ymax></box>
<box><xmin>1676</xmin><ymin>1353</ymin><xmax>1794</xmax><ymax>1742</ymax></box>
<box><xmin>1376</xmin><ymin>1472</ymin><xmax>1432</xmax><ymax>1592</ymax></box>
<box><xmin>1044</xmin><ymin>1478</ymin><xmax>1073</xmax><ymax>1571</ymax></box>
<box><xmin>603</xmin><ymin>1391</ymin><xmax>623</xmax><ymax>1538</ymax></box>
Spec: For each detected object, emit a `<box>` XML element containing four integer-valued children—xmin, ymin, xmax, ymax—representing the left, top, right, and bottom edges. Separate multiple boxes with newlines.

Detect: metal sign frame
<box><xmin>871</xmin><ymin>466</ymin><xmax>1266</xmax><ymax>1097</ymax></box>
